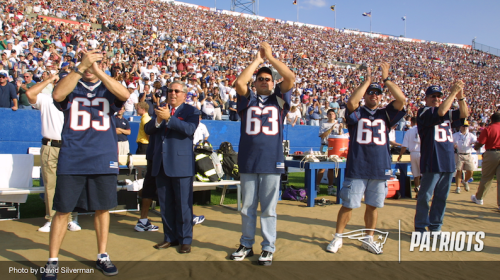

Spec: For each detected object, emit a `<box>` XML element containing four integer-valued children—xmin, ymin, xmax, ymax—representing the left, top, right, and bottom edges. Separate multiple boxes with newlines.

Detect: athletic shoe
<box><xmin>463</xmin><ymin>181</ymin><xmax>470</xmax><ymax>192</ymax></box>
<box><xmin>455</xmin><ymin>187</ymin><xmax>461</xmax><ymax>194</ymax></box>
<box><xmin>67</xmin><ymin>221</ymin><xmax>81</xmax><ymax>232</ymax></box>
<box><xmin>230</xmin><ymin>245</ymin><xmax>253</xmax><ymax>261</ymax></box>
<box><xmin>326</xmin><ymin>235</ymin><xmax>343</xmax><ymax>253</ymax></box>
<box><xmin>38</xmin><ymin>222</ymin><xmax>51</xmax><ymax>233</ymax></box>
<box><xmin>315</xmin><ymin>185</ymin><xmax>320</xmax><ymax>193</ymax></box>
<box><xmin>360</xmin><ymin>235</ymin><xmax>383</xmax><ymax>254</ymax></box>
<box><xmin>41</xmin><ymin>261</ymin><xmax>58</xmax><ymax>280</ymax></box>
<box><xmin>414</xmin><ymin>186</ymin><xmax>420</xmax><ymax>193</ymax></box>
<box><xmin>96</xmin><ymin>254</ymin><xmax>118</xmax><ymax>276</ymax></box>
<box><xmin>193</xmin><ymin>215</ymin><xmax>205</xmax><ymax>225</ymax></box>
<box><xmin>258</xmin><ymin>251</ymin><xmax>273</xmax><ymax>266</ymax></box>
<box><xmin>471</xmin><ymin>195</ymin><xmax>483</xmax><ymax>205</ymax></box>
<box><xmin>327</xmin><ymin>186</ymin><xmax>337</xmax><ymax>196</ymax></box>
<box><xmin>134</xmin><ymin>219</ymin><xmax>159</xmax><ymax>232</ymax></box>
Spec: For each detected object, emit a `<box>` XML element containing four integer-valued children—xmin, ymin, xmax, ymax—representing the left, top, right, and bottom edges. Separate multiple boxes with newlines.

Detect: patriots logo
<box><xmin>337</xmin><ymin>229</ymin><xmax>389</xmax><ymax>254</ymax></box>
<box><xmin>87</xmin><ymin>92</ymin><xmax>96</xmax><ymax>98</ymax></box>
<box><xmin>432</xmin><ymin>86</ymin><xmax>440</xmax><ymax>91</ymax></box>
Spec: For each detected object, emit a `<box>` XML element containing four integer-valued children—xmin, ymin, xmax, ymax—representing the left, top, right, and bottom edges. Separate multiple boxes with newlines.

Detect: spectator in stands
<box><xmin>16</xmin><ymin>71</ymin><xmax>35</xmax><ymax>109</ymax></box>
<box><xmin>0</xmin><ymin>71</ymin><xmax>17</xmax><ymax>110</ymax></box>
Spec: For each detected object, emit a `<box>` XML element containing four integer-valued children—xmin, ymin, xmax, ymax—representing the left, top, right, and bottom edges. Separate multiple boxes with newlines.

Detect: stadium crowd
<box><xmin>0</xmin><ymin>0</ymin><xmax>499</xmax><ymax>133</ymax></box>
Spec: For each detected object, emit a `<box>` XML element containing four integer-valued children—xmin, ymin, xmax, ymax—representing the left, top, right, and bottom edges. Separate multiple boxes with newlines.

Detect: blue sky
<box><xmin>179</xmin><ymin>0</ymin><xmax>500</xmax><ymax>49</ymax></box>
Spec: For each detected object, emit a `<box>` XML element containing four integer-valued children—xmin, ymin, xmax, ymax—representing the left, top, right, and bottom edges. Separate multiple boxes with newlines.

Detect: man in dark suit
<box><xmin>145</xmin><ymin>81</ymin><xmax>200</xmax><ymax>253</ymax></box>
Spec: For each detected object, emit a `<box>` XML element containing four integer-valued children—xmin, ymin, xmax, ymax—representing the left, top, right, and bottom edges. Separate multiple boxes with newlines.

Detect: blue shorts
<box><xmin>339</xmin><ymin>178</ymin><xmax>388</xmax><ymax>209</ymax></box>
<box><xmin>53</xmin><ymin>174</ymin><xmax>118</xmax><ymax>212</ymax></box>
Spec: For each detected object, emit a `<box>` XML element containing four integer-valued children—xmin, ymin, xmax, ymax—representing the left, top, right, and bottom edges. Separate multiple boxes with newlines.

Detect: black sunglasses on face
<box><xmin>257</xmin><ymin>77</ymin><xmax>272</xmax><ymax>82</ymax></box>
<box><xmin>167</xmin><ymin>89</ymin><xmax>184</xmax><ymax>94</ymax></box>
<box><xmin>366</xmin><ymin>90</ymin><xmax>383</xmax><ymax>96</ymax></box>
<box><xmin>429</xmin><ymin>95</ymin><xmax>442</xmax><ymax>99</ymax></box>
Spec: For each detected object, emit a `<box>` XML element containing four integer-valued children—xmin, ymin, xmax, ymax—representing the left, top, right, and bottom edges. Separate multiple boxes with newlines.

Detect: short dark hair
<box><xmin>411</xmin><ymin>117</ymin><xmax>417</xmax><ymax>124</ymax></box>
<box><xmin>327</xmin><ymin>109</ymin><xmax>336</xmax><ymax>115</ymax></box>
<box><xmin>491</xmin><ymin>112</ymin><xmax>500</xmax><ymax>123</ymax></box>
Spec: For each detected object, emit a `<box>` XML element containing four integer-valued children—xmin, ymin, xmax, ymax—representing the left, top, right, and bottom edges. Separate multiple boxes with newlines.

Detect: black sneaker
<box><xmin>230</xmin><ymin>245</ymin><xmax>253</xmax><ymax>261</ymax></box>
<box><xmin>96</xmin><ymin>254</ymin><xmax>118</xmax><ymax>276</ymax></box>
<box><xmin>258</xmin><ymin>251</ymin><xmax>273</xmax><ymax>266</ymax></box>
<box><xmin>41</xmin><ymin>261</ymin><xmax>58</xmax><ymax>280</ymax></box>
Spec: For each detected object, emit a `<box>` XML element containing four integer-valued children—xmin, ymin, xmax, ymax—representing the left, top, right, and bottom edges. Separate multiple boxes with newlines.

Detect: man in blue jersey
<box><xmin>414</xmin><ymin>82</ymin><xmax>467</xmax><ymax>234</ymax></box>
<box><xmin>41</xmin><ymin>50</ymin><xmax>130</xmax><ymax>280</ymax></box>
<box><xmin>230</xmin><ymin>42</ymin><xmax>295</xmax><ymax>266</ymax></box>
<box><xmin>326</xmin><ymin>63</ymin><xmax>406</xmax><ymax>254</ymax></box>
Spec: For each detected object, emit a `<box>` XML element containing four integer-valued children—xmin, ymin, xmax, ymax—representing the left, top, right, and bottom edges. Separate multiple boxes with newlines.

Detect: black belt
<box><xmin>458</xmin><ymin>153</ymin><xmax>470</xmax><ymax>155</ymax></box>
<box><xmin>42</xmin><ymin>138</ymin><xmax>62</xmax><ymax>147</ymax></box>
<box><xmin>487</xmin><ymin>149</ymin><xmax>500</xmax><ymax>151</ymax></box>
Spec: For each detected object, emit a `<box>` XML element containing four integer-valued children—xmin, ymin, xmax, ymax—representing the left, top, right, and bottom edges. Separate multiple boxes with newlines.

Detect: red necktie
<box><xmin>165</xmin><ymin>107</ymin><xmax>175</xmax><ymax>133</ymax></box>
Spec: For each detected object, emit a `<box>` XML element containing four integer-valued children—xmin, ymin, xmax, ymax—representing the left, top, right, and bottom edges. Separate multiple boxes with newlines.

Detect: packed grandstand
<box><xmin>1</xmin><ymin>0</ymin><xmax>499</xmax><ymax>129</ymax></box>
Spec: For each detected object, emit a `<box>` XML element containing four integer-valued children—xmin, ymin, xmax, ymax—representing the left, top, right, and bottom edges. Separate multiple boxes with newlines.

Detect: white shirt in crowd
<box><xmin>30</xmin><ymin>93</ymin><xmax>64</xmax><ymax>140</ymax></box>
<box><xmin>401</xmin><ymin>126</ymin><xmax>420</xmax><ymax>153</ymax></box>
<box><xmin>453</xmin><ymin>130</ymin><xmax>477</xmax><ymax>154</ymax></box>
<box><xmin>193</xmin><ymin>122</ymin><xmax>210</xmax><ymax>145</ymax></box>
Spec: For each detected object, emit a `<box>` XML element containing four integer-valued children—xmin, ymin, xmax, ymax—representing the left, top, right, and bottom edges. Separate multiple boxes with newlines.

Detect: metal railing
<box><xmin>472</xmin><ymin>40</ymin><xmax>500</xmax><ymax>57</ymax></box>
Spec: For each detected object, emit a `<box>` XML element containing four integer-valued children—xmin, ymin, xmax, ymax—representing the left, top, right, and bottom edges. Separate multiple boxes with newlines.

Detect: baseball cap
<box><xmin>462</xmin><ymin>120</ymin><xmax>469</xmax><ymax>127</ymax></box>
<box><xmin>366</xmin><ymin>83</ymin><xmax>383</xmax><ymax>94</ymax></box>
<box><xmin>256</xmin><ymin>66</ymin><xmax>274</xmax><ymax>81</ymax></box>
<box><xmin>127</xmin><ymin>83</ymin><xmax>137</xmax><ymax>89</ymax></box>
<box><xmin>61</xmin><ymin>62</ymin><xmax>69</xmax><ymax>68</ymax></box>
<box><xmin>0</xmin><ymin>70</ymin><xmax>8</xmax><ymax>77</ymax></box>
<box><xmin>425</xmin><ymin>85</ymin><xmax>443</xmax><ymax>96</ymax></box>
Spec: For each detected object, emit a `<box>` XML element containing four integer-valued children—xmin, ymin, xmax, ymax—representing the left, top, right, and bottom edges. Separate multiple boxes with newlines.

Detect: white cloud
<box><xmin>304</xmin><ymin>0</ymin><xmax>328</xmax><ymax>7</ymax></box>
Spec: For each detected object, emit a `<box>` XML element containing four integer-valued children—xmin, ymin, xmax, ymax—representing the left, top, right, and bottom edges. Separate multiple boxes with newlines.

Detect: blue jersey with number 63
<box><xmin>345</xmin><ymin>101</ymin><xmax>406</xmax><ymax>180</ymax></box>
<box><xmin>55</xmin><ymin>80</ymin><xmax>124</xmax><ymax>175</ymax></box>
<box><xmin>237</xmin><ymin>84</ymin><xmax>291</xmax><ymax>174</ymax></box>
<box><xmin>417</xmin><ymin>107</ymin><xmax>461</xmax><ymax>173</ymax></box>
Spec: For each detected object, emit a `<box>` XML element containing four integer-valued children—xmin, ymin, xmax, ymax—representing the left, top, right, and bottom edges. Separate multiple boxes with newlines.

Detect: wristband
<box><xmin>383</xmin><ymin>78</ymin><xmax>391</xmax><ymax>83</ymax></box>
<box><xmin>458</xmin><ymin>98</ymin><xmax>465</xmax><ymax>101</ymax></box>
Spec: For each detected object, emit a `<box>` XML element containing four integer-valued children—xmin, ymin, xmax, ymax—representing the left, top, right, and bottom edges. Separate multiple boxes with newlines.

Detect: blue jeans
<box><xmin>19</xmin><ymin>104</ymin><xmax>33</xmax><ymax>110</ymax></box>
<box><xmin>240</xmin><ymin>173</ymin><xmax>281</xmax><ymax>253</ymax></box>
<box><xmin>414</xmin><ymin>172</ymin><xmax>453</xmax><ymax>232</ymax></box>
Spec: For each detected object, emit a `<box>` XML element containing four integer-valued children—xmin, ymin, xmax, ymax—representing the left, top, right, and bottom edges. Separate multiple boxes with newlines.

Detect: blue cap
<box><xmin>61</xmin><ymin>62</ymin><xmax>69</xmax><ymax>68</ymax></box>
<box><xmin>366</xmin><ymin>83</ymin><xmax>383</xmax><ymax>93</ymax></box>
<box><xmin>425</xmin><ymin>85</ymin><xmax>443</xmax><ymax>96</ymax></box>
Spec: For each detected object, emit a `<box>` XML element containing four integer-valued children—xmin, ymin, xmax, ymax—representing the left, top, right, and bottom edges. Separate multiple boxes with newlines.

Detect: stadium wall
<box><xmin>0</xmin><ymin>108</ymin><xmax>405</xmax><ymax>154</ymax></box>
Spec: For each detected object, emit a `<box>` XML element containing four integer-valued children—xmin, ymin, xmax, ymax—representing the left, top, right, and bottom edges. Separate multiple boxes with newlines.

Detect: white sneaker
<box><xmin>68</xmin><ymin>221</ymin><xmax>82</xmax><ymax>231</ymax></box>
<box><xmin>327</xmin><ymin>186</ymin><xmax>337</xmax><ymax>196</ymax></box>
<box><xmin>462</xmin><ymin>181</ymin><xmax>470</xmax><ymax>192</ymax></box>
<box><xmin>455</xmin><ymin>188</ymin><xmax>461</xmax><ymax>194</ymax></box>
<box><xmin>326</xmin><ymin>235</ymin><xmax>343</xmax><ymax>253</ymax></box>
<box><xmin>360</xmin><ymin>235</ymin><xmax>383</xmax><ymax>254</ymax></box>
<box><xmin>230</xmin><ymin>245</ymin><xmax>254</xmax><ymax>261</ymax></box>
<box><xmin>38</xmin><ymin>221</ymin><xmax>51</xmax><ymax>232</ymax></box>
<box><xmin>471</xmin><ymin>195</ymin><xmax>483</xmax><ymax>205</ymax></box>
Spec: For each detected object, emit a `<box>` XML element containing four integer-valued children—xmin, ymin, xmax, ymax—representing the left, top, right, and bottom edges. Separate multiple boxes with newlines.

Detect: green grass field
<box><xmin>19</xmin><ymin>172</ymin><xmax>487</xmax><ymax>219</ymax></box>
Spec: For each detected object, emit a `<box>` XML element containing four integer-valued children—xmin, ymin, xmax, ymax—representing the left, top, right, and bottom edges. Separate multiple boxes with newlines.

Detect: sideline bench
<box><xmin>0</xmin><ymin>154</ymin><xmax>241</xmax><ymax>220</ymax></box>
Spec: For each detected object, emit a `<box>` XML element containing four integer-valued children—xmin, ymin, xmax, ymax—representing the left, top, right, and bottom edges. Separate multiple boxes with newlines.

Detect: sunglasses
<box><xmin>429</xmin><ymin>95</ymin><xmax>442</xmax><ymax>99</ymax></box>
<box><xmin>0</xmin><ymin>76</ymin><xmax>6</xmax><ymax>79</ymax></box>
<box><xmin>23</xmin><ymin>75</ymin><xmax>30</xmax><ymax>77</ymax></box>
<box><xmin>167</xmin><ymin>89</ymin><xmax>185</xmax><ymax>94</ymax></box>
<box><xmin>257</xmin><ymin>77</ymin><xmax>272</xmax><ymax>82</ymax></box>
<box><xmin>366</xmin><ymin>90</ymin><xmax>383</xmax><ymax>96</ymax></box>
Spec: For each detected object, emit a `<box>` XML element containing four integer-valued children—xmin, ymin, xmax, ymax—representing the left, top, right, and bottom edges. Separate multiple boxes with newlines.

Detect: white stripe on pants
<box><xmin>239</xmin><ymin>173</ymin><xmax>281</xmax><ymax>253</ymax></box>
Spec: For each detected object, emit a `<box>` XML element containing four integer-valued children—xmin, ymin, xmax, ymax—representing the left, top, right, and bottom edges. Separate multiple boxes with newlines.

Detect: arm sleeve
<box><xmin>477</xmin><ymin>129</ymin><xmax>488</xmax><ymax>145</ymax></box>
<box><xmin>385</xmin><ymin>101</ymin><xmax>407</xmax><ymax>127</ymax></box>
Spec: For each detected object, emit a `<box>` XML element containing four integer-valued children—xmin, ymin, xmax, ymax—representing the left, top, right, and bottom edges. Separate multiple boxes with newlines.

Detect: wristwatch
<box><xmin>383</xmin><ymin>78</ymin><xmax>391</xmax><ymax>83</ymax></box>
<box><xmin>73</xmin><ymin>66</ymin><xmax>84</xmax><ymax>76</ymax></box>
